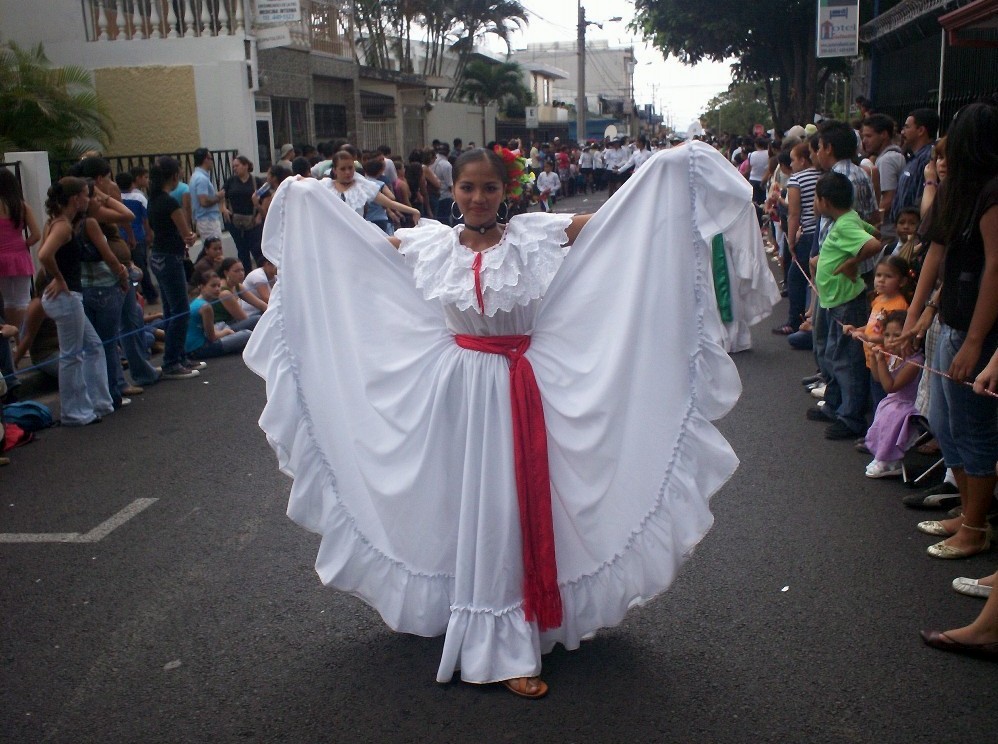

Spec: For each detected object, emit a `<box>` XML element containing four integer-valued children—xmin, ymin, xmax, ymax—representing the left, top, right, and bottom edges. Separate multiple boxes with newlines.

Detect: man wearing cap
<box><xmin>279</xmin><ymin>143</ymin><xmax>296</xmax><ymax>164</ymax></box>
<box><xmin>190</xmin><ymin>147</ymin><xmax>226</xmax><ymax>241</ymax></box>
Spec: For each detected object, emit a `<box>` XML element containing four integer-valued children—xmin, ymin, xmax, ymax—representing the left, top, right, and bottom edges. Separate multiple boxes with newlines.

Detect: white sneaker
<box><xmin>810</xmin><ymin>384</ymin><xmax>826</xmax><ymax>399</ymax></box>
<box><xmin>162</xmin><ymin>366</ymin><xmax>200</xmax><ymax>380</ymax></box>
<box><xmin>865</xmin><ymin>459</ymin><xmax>902</xmax><ymax>479</ymax></box>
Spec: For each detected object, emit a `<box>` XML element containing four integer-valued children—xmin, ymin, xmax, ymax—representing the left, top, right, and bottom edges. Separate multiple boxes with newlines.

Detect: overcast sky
<box><xmin>492</xmin><ymin>0</ymin><xmax>736</xmax><ymax>130</ymax></box>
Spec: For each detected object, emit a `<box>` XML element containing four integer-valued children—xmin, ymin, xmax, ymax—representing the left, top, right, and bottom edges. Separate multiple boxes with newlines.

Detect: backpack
<box><xmin>2</xmin><ymin>401</ymin><xmax>55</xmax><ymax>432</ymax></box>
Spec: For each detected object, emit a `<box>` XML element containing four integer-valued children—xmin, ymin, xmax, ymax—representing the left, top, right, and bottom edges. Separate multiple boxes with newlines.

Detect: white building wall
<box><xmin>0</xmin><ymin>0</ymin><xmax>257</xmax><ymax>159</ymax></box>
<box><xmin>426</xmin><ymin>102</ymin><xmax>498</xmax><ymax>147</ymax></box>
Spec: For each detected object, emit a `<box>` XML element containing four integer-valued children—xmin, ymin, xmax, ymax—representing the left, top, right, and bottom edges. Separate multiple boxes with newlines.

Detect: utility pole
<box><xmin>577</xmin><ymin>2</ymin><xmax>586</xmax><ymax>144</ymax></box>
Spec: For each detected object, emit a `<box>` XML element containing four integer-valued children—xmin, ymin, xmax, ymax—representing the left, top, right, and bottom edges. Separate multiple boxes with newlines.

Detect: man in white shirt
<box><xmin>431</xmin><ymin>144</ymin><xmax>454</xmax><ymax>225</ymax></box>
<box><xmin>535</xmin><ymin>160</ymin><xmax>560</xmax><ymax>211</ymax></box>
<box><xmin>603</xmin><ymin>138</ymin><xmax>628</xmax><ymax>196</ymax></box>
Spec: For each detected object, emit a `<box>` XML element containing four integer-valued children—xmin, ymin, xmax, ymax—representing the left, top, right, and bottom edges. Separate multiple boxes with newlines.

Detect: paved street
<box><xmin>2</xmin><ymin>193</ymin><xmax>994</xmax><ymax>743</ymax></box>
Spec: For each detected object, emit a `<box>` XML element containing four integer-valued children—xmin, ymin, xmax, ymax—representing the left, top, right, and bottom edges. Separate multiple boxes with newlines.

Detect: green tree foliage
<box><xmin>632</xmin><ymin>0</ymin><xmax>854</xmax><ymax>131</ymax></box>
<box><xmin>349</xmin><ymin>0</ymin><xmax>527</xmax><ymax>99</ymax></box>
<box><xmin>0</xmin><ymin>41</ymin><xmax>112</xmax><ymax>158</ymax></box>
<box><xmin>701</xmin><ymin>83</ymin><xmax>773</xmax><ymax>137</ymax></box>
<box><xmin>458</xmin><ymin>60</ymin><xmax>531</xmax><ymax>142</ymax></box>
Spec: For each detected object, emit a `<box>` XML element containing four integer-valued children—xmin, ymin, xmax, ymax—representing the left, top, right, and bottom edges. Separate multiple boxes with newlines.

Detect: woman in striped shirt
<box><xmin>774</xmin><ymin>141</ymin><xmax>821</xmax><ymax>334</ymax></box>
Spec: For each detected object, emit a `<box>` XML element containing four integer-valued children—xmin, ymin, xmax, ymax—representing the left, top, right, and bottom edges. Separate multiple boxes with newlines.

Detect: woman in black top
<box><xmin>902</xmin><ymin>102</ymin><xmax>998</xmax><ymax>563</ymax></box>
<box><xmin>223</xmin><ymin>155</ymin><xmax>263</xmax><ymax>271</ymax></box>
<box><xmin>148</xmin><ymin>157</ymin><xmax>199</xmax><ymax>379</ymax></box>
<box><xmin>37</xmin><ymin>177</ymin><xmax>115</xmax><ymax>425</ymax></box>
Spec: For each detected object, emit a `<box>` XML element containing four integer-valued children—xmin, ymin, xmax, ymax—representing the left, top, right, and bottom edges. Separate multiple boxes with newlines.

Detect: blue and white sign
<box><xmin>817</xmin><ymin>0</ymin><xmax>860</xmax><ymax>58</ymax></box>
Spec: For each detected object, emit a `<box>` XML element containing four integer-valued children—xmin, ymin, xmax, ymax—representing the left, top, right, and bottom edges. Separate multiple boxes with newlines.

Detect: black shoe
<box><xmin>854</xmin><ymin>437</ymin><xmax>871</xmax><ymax>454</ymax></box>
<box><xmin>801</xmin><ymin>372</ymin><xmax>823</xmax><ymax>386</ymax></box>
<box><xmin>825</xmin><ymin>420</ymin><xmax>859</xmax><ymax>440</ymax></box>
<box><xmin>806</xmin><ymin>406</ymin><xmax>833</xmax><ymax>422</ymax></box>
<box><xmin>902</xmin><ymin>481</ymin><xmax>960</xmax><ymax>510</ymax></box>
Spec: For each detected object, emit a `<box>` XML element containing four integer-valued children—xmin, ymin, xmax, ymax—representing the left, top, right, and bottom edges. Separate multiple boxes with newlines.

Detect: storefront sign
<box><xmin>817</xmin><ymin>0</ymin><xmax>860</xmax><ymax>58</ymax></box>
<box><xmin>256</xmin><ymin>0</ymin><xmax>301</xmax><ymax>25</ymax></box>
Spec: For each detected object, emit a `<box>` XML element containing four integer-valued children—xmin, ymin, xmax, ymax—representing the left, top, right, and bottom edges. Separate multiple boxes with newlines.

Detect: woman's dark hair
<box><xmin>933</xmin><ymin>102</ymin><xmax>998</xmax><ymax>245</ymax></box>
<box><xmin>404</xmin><ymin>162</ymin><xmax>422</xmax><ymax>194</ymax></box>
<box><xmin>219</xmin><ymin>256</ymin><xmax>241</xmax><ymax>278</ymax></box>
<box><xmin>453</xmin><ymin>148</ymin><xmax>508</xmax><ymax>184</ymax></box>
<box><xmin>233</xmin><ymin>155</ymin><xmax>254</xmax><ymax>172</ymax></box>
<box><xmin>72</xmin><ymin>156</ymin><xmax>112</xmax><ymax>180</ymax></box>
<box><xmin>332</xmin><ymin>151</ymin><xmax>354</xmax><ymax>167</ymax></box>
<box><xmin>45</xmin><ymin>176</ymin><xmax>87</xmax><ymax>219</ymax></box>
<box><xmin>0</xmin><ymin>168</ymin><xmax>26</xmax><ymax>228</ymax></box>
<box><xmin>150</xmin><ymin>156</ymin><xmax>181</xmax><ymax>194</ymax></box>
<box><xmin>194</xmin><ymin>268</ymin><xmax>218</xmax><ymax>288</ymax></box>
<box><xmin>815</xmin><ymin>171</ymin><xmax>853</xmax><ymax>210</ymax></box>
<box><xmin>193</xmin><ymin>236</ymin><xmax>222</xmax><ymax>264</ymax></box>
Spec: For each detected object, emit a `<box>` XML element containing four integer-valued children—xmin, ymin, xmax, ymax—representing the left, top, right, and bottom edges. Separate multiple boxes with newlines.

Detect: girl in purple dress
<box><xmin>865</xmin><ymin>311</ymin><xmax>924</xmax><ymax>478</ymax></box>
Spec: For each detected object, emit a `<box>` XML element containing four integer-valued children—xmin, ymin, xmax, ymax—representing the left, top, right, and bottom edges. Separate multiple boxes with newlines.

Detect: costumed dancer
<box><xmin>245</xmin><ymin>142</ymin><xmax>775</xmax><ymax>699</ymax></box>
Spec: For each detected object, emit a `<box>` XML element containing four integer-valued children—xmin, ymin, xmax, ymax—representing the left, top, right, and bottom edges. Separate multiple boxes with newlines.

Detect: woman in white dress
<box><xmin>245</xmin><ymin>144</ymin><xmax>775</xmax><ymax>699</ymax></box>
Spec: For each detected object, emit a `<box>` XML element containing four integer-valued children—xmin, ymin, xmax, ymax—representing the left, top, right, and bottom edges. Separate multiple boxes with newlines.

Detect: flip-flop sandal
<box><xmin>501</xmin><ymin>677</ymin><xmax>549</xmax><ymax>699</ymax></box>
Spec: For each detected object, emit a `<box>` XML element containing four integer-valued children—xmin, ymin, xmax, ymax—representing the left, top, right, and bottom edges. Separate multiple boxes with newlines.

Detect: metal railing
<box><xmin>51</xmin><ymin>149</ymin><xmax>239</xmax><ymax>185</ymax></box>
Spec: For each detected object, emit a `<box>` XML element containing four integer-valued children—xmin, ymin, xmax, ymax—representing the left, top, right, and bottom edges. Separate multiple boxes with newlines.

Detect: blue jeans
<box><xmin>189</xmin><ymin>329</ymin><xmax>252</xmax><ymax>359</ymax></box>
<box><xmin>929</xmin><ymin>324</ymin><xmax>998</xmax><ymax>476</ymax></box>
<box><xmin>786</xmin><ymin>232</ymin><xmax>813</xmax><ymax>330</ymax></box>
<box><xmin>41</xmin><ymin>291</ymin><xmax>113</xmax><ymax>425</ymax></box>
<box><xmin>818</xmin><ymin>294</ymin><xmax>870</xmax><ymax>433</ymax></box>
<box><xmin>229</xmin><ymin>222</ymin><xmax>263</xmax><ymax>271</ymax></box>
<box><xmin>82</xmin><ymin>285</ymin><xmax>126</xmax><ymax>405</ymax></box>
<box><xmin>132</xmin><ymin>240</ymin><xmax>158</xmax><ymax>301</ymax></box>
<box><xmin>121</xmin><ymin>280</ymin><xmax>160</xmax><ymax>386</ymax></box>
<box><xmin>150</xmin><ymin>252</ymin><xmax>190</xmax><ymax>370</ymax></box>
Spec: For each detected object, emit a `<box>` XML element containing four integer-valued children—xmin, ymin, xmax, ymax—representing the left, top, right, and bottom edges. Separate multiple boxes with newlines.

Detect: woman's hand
<box><xmin>43</xmin><ymin>276</ymin><xmax>69</xmax><ymax>299</ymax></box>
<box><xmin>973</xmin><ymin>350</ymin><xmax>998</xmax><ymax>396</ymax></box>
<box><xmin>949</xmin><ymin>338</ymin><xmax>983</xmax><ymax>382</ymax></box>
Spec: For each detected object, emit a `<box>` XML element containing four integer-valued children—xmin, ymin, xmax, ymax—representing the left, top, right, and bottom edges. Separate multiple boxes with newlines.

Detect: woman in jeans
<box><xmin>36</xmin><ymin>178</ymin><xmax>114</xmax><ymax>425</ymax></box>
<box><xmin>223</xmin><ymin>155</ymin><xmax>263</xmax><ymax>271</ymax></box>
<box><xmin>901</xmin><ymin>102</ymin><xmax>998</xmax><ymax>562</ymax></box>
<box><xmin>147</xmin><ymin>157</ymin><xmax>200</xmax><ymax>379</ymax></box>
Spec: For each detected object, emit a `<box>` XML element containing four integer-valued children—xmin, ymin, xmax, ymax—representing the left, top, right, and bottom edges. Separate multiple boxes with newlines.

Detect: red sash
<box><xmin>453</xmin><ymin>333</ymin><xmax>563</xmax><ymax>631</ymax></box>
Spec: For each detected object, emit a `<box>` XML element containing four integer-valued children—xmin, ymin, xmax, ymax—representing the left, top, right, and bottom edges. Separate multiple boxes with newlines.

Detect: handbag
<box><xmin>231</xmin><ymin>213</ymin><xmax>256</xmax><ymax>230</ymax></box>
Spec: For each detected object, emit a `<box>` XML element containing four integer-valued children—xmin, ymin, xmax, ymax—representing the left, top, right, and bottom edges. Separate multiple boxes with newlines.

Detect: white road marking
<box><xmin>0</xmin><ymin>498</ymin><xmax>158</xmax><ymax>544</ymax></box>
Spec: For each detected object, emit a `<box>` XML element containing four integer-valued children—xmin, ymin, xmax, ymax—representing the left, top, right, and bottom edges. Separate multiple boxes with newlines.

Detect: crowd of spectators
<box><xmin>718</xmin><ymin>97</ymin><xmax>998</xmax><ymax>660</ymax></box>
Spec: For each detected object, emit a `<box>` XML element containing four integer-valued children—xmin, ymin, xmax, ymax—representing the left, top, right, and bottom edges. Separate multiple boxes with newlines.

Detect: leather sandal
<box><xmin>917</xmin><ymin>520</ymin><xmax>953</xmax><ymax>536</ymax></box>
<box><xmin>501</xmin><ymin>677</ymin><xmax>549</xmax><ymax>699</ymax></box>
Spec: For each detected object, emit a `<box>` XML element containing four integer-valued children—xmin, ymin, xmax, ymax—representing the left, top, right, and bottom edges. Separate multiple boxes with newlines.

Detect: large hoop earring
<box><xmin>450</xmin><ymin>201</ymin><xmax>464</xmax><ymax>222</ymax></box>
<box><xmin>497</xmin><ymin>201</ymin><xmax>510</xmax><ymax>223</ymax></box>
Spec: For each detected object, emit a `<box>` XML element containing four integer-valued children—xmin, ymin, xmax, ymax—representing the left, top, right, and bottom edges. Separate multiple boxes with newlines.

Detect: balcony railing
<box><xmin>85</xmin><ymin>0</ymin><xmax>247</xmax><ymax>41</ymax></box>
<box><xmin>84</xmin><ymin>0</ymin><xmax>350</xmax><ymax>57</ymax></box>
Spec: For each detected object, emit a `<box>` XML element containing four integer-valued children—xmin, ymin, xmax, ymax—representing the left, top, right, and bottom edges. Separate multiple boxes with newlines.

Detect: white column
<box><xmin>148</xmin><ymin>0</ymin><xmax>163</xmax><ymax>38</ymax></box>
<box><xmin>233</xmin><ymin>0</ymin><xmax>244</xmax><ymax>32</ymax></box>
<box><xmin>182</xmin><ymin>0</ymin><xmax>196</xmax><ymax>37</ymax></box>
<box><xmin>96</xmin><ymin>1</ymin><xmax>110</xmax><ymax>40</ymax></box>
<box><xmin>197</xmin><ymin>0</ymin><xmax>210</xmax><ymax>36</ymax></box>
<box><xmin>166</xmin><ymin>0</ymin><xmax>180</xmax><ymax>38</ymax></box>
<box><xmin>217</xmin><ymin>0</ymin><xmax>230</xmax><ymax>35</ymax></box>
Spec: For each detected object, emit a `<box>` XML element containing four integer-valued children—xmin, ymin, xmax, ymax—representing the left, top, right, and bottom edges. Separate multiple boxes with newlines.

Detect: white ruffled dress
<box><xmin>244</xmin><ymin>142</ymin><xmax>776</xmax><ymax>684</ymax></box>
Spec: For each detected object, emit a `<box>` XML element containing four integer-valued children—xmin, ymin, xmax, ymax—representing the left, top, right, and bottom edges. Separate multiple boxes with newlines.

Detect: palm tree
<box><xmin>0</xmin><ymin>41</ymin><xmax>112</xmax><ymax>158</ymax></box>
<box><xmin>458</xmin><ymin>60</ymin><xmax>530</xmax><ymax>144</ymax></box>
<box><xmin>445</xmin><ymin>0</ymin><xmax>527</xmax><ymax>101</ymax></box>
